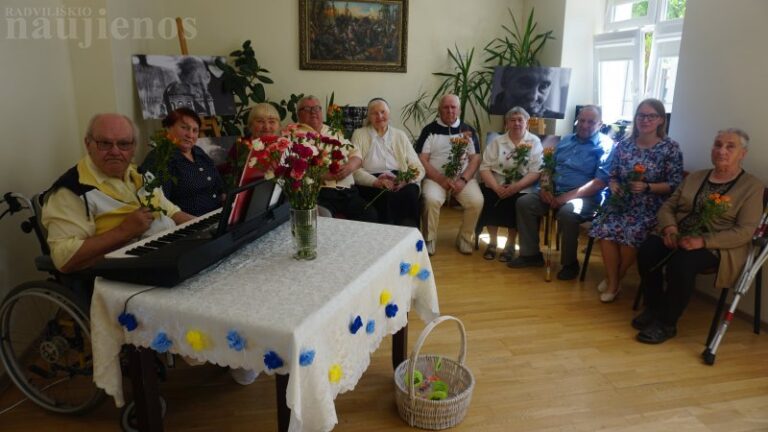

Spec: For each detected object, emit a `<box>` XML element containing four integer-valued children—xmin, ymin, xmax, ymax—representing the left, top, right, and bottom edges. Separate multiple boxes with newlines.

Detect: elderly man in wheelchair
<box><xmin>0</xmin><ymin>113</ymin><xmax>195</xmax><ymax>424</ymax></box>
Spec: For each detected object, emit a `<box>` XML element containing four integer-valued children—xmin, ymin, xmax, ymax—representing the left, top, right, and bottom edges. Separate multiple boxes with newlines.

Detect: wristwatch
<box><xmin>645</xmin><ymin>182</ymin><xmax>651</xmax><ymax>193</ymax></box>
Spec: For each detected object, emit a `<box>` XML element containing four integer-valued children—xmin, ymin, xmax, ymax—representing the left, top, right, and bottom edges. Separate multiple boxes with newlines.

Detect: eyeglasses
<box><xmin>636</xmin><ymin>113</ymin><xmax>661</xmax><ymax>121</ymax></box>
<box><xmin>89</xmin><ymin>137</ymin><xmax>135</xmax><ymax>151</ymax></box>
<box><xmin>299</xmin><ymin>106</ymin><xmax>322</xmax><ymax>113</ymax></box>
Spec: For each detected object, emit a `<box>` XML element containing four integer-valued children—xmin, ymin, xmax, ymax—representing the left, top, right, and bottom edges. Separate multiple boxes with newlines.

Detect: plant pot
<box><xmin>290</xmin><ymin>206</ymin><xmax>317</xmax><ymax>260</ymax></box>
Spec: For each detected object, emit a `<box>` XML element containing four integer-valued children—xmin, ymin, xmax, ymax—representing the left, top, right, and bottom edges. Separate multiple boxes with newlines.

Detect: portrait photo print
<box><xmin>132</xmin><ymin>54</ymin><xmax>236</xmax><ymax>120</ymax></box>
<box><xmin>489</xmin><ymin>66</ymin><xmax>572</xmax><ymax>119</ymax></box>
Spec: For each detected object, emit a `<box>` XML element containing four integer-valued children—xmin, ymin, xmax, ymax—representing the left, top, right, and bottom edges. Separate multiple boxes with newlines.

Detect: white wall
<box><xmin>671</xmin><ymin>0</ymin><xmax>768</xmax><ymax>320</ymax></box>
<box><xmin>0</xmin><ymin>0</ymin><xmax>82</xmax><ymax>380</ymax></box>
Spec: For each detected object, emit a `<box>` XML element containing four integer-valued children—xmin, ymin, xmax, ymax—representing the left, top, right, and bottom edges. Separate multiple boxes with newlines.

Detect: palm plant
<box><xmin>401</xmin><ymin>90</ymin><xmax>435</xmax><ymax>140</ymax></box>
<box><xmin>484</xmin><ymin>8</ymin><xmax>554</xmax><ymax>67</ymax></box>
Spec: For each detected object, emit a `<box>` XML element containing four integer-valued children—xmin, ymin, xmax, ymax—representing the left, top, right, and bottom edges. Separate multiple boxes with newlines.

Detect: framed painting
<box><xmin>299</xmin><ymin>0</ymin><xmax>408</xmax><ymax>72</ymax></box>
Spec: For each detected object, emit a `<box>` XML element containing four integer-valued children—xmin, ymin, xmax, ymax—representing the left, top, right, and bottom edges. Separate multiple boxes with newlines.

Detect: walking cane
<box><xmin>545</xmin><ymin>208</ymin><xmax>554</xmax><ymax>282</ymax></box>
<box><xmin>703</xmin><ymin>207</ymin><xmax>768</xmax><ymax>365</ymax></box>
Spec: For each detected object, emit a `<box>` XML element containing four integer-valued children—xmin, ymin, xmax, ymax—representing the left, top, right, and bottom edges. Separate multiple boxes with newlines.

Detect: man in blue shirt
<box><xmin>508</xmin><ymin>105</ymin><xmax>613</xmax><ymax>280</ymax></box>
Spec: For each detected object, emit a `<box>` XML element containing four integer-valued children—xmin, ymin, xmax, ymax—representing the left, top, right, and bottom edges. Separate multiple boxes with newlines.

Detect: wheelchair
<box><xmin>1</xmin><ymin>192</ymin><xmax>169</xmax><ymax>429</ymax></box>
<box><xmin>0</xmin><ymin>192</ymin><xmax>104</xmax><ymax>415</ymax></box>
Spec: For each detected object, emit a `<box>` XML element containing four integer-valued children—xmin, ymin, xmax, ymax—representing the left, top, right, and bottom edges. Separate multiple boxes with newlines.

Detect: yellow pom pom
<box><xmin>185</xmin><ymin>330</ymin><xmax>208</xmax><ymax>351</ymax></box>
<box><xmin>409</xmin><ymin>263</ymin><xmax>420</xmax><ymax>276</ymax></box>
<box><xmin>380</xmin><ymin>290</ymin><xmax>392</xmax><ymax>305</ymax></box>
<box><xmin>328</xmin><ymin>364</ymin><xmax>343</xmax><ymax>383</ymax></box>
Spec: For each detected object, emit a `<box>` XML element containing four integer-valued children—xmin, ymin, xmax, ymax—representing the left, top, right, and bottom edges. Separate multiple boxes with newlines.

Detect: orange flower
<box><xmin>633</xmin><ymin>163</ymin><xmax>646</xmax><ymax>174</ymax></box>
<box><xmin>543</xmin><ymin>147</ymin><xmax>555</xmax><ymax>156</ymax></box>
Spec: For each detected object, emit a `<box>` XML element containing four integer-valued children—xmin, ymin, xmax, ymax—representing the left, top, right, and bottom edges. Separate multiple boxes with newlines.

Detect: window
<box><xmin>596</xmin><ymin>0</ymin><xmax>685</xmax><ymax>122</ymax></box>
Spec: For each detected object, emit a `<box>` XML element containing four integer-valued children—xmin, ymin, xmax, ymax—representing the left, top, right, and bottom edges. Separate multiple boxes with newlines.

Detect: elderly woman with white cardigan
<box><xmin>352</xmin><ymin>98</ymin><xmax>425</xmax><ymax>227</ymax></box>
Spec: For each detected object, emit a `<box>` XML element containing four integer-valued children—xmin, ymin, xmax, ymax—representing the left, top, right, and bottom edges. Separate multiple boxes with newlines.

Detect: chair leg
<box><xmin>707</xmin><ymin>288</ymin><xmax>730</xmax><ymax>347</ymax></box>
<box><xmin>755</xmin><ymin>268</ymin><xmax>762</xmax><ymax>335</ymax></box>
<box><xmin>580</xmin><ymin>237</ymin><xmax>594</xmax><ymax>282</ymax></box>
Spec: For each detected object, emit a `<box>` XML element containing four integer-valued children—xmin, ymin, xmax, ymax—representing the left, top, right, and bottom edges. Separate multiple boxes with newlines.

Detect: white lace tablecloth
<box><xmin>90</xmin><ymin>217</ymin><xmax>440</xmax><ymax>432</ymax></box>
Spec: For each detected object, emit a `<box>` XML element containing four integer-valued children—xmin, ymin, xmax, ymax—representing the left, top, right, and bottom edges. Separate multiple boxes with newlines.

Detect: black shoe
<box><xmin>636</xmin><ymin>321</ymin><xmax>677</xmax><ymax>344</ymax></box>
<box><xmin>556</xmin><ymin>263</ymin><xmax>580</xmax><ymax>280</ymax></box>
<box><xmin>483</xmin><ymin>244</ymin><xmax>497</xmax><ymax>260</ymax></box>
<box><xmin>507</xmin><ymin>253</ymin><xmax>545</xmax><ymax>268</ymax></box>
<box><xmin>631</xmin><ymin>309</ymin><xmax>657</xmax><ymax>331</ymax></box>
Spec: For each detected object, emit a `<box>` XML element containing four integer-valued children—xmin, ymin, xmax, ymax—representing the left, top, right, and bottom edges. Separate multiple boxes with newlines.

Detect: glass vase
<box><xmin>290</xmin><ymin>206</ymin><xmax>317</xmax><ymax>260</ymax></box>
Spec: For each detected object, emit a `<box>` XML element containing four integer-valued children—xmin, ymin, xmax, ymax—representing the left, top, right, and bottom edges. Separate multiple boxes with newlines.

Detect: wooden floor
<box><xmin>3</xmin><ymin>208</ymin><xmax>768</xmax><ymax>431</ymax></box>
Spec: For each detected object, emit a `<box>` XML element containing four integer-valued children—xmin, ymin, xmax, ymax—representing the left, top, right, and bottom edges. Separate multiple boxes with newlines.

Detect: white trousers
<box><xmin>421</xmin><ymin>178</ymin><xmax>483</xmax><ymax>249</ymax></box>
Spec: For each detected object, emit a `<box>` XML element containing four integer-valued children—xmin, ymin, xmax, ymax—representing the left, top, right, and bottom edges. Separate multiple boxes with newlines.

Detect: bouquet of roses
<box><xmin>539</xmin><ymin>146</ymin><xmax>556</xmax><ymax>193</ymax></box>
<box><xmin>247</xmin><ymin>125</ymin><xmax>352</xmax><ymax>210</ymax></box>
<box><xmin>138</xmin><ymin>130</ymin><xmax>179</xmax><ymax>214</ymax></box>
<box><xmin>649</xmin><ymin>193</ymin><xmax>732</xmax><ymax>272</ymax></box>
<box><xmin>442</xmin><ymin>133</ymin><xmax>471</xmax><ymax>179</ymax></box>
<box><xmin>326</xmin><ymin>103</ymin><xmax>345</xmax><ymax>137</ymax></box>
<box><xmin>364</xmin><ymin>164</ymin><xmax>421</xmax><ymax>210</ymax></box>
<box><xmin>605</xmin><ymin>163</ymin><xmax>646</xmax><ymax>213</ymax></box>
<box><xmin>501</xmin><ymin>142</ymin><xmax>532</xmax><ymax>184</ymax></box>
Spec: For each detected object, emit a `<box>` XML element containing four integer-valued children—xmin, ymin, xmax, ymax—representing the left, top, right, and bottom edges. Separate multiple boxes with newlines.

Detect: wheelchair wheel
<box><xmin>0</xmin><ymin>280</ymin><xmax>104</xmax><ymax>414</ymax></box>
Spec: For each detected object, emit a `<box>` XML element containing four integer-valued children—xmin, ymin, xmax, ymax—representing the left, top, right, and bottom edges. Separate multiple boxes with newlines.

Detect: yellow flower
<box><xmin>380</xmin><ymin>290</ymin><xmax>392</xmax><ymax>305</ymax></box>
<box><xmin>328</xmin><ymin>364</ymin><xmax>343</xmax><ymax>383</ymax></box>
<box><xmin>409</xmin><ymin>263</ymin><xmax>420</xmax><ymax>276</ymax></box>
<box><xmin>185</xmin><ymin>330</ymin><xmax>209</xmax><ymax>351</ymax></box>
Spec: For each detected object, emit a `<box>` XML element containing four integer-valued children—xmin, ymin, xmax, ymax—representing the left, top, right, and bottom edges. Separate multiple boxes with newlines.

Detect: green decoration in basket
<box><xmin>405</xmin><ymin>370</ymin><xmax>424</xmax><ymax>386</ymax></box>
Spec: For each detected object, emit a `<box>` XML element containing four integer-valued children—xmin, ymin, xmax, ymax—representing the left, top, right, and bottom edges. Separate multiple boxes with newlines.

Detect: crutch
<box><xmin>702</xmin><ymin>209</ymin><xmax>768</xmax><ymax>365</ymax></box>
<box><xmin>545</xmin><ymin>208</ymin><xmax>554</xmax><ymax>282</ymax></box>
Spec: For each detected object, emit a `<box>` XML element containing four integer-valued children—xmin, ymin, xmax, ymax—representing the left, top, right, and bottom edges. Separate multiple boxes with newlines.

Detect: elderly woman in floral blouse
<box><xmin>478</xmin><ymin>106</ymin><xmax>542</xmax><ymax>262</ymax></box>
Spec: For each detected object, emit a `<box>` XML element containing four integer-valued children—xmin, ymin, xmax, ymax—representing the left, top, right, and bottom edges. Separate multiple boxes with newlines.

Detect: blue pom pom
<box><xmin>366</xmin><ymin>319</ymin><xmax>375</xmax><ymax>334</ymax></box>
<box><xmin>226</xmin><ymin>330</ymin><xmax>246</xmax><ymax>352</ymax></box>
<box><xmin>264</xmin><ymin>350</ymin><xmax>284</xmax><ymax>370</ymax></box>
<box><xmin>150</xmin><ymin>332</ymin><xmax>173</xmax><ymax>353</ymax></box>
<box><xmin>118</xmin><ymin>312</ymin><xmax>138</xmax><ymax>331</ymax></box>
<box><xmin>416</xmin><ymin>240</ymin><xmax>424</xmax><ymax>252</ymax></box>
<box><xmin>349</xmin><ymin>316</ymin><xmax>363</xmax><ymax>334</ymax></box>
<box><xmin>299</xmin><ymin>349</ymin><xmax>316</xmax><ymax>366</ymax></box>
<box><xmin>417</xmin><ymin>269</ymin><xmax>431</xmax><ymax>281</ymax></box>
<box><xmin>385</xmin><ymin>303</ymin><xmax>399</xmax><ymax>318</ymax></box>
<box><xmin>399</xmin><ymin>262</ymin><xmax>411</xmax><ymax>276</ymax></box>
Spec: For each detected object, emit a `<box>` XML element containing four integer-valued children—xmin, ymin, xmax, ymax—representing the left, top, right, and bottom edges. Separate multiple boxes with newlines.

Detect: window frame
<box><xmin>593</xmin><ymin>29</ymin><xmax>645</xmax><ymax>123</ymax></box>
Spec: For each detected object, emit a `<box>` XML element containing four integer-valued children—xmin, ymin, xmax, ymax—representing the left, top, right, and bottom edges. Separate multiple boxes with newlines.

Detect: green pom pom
<box><xmin>429</xmin><ymin>390</ymin><xmax>448</xmax><ymax>400</ymax></box>
<box><xmin>432</xmin><ymin>380</ymin><xmax>448</xmax><ymax>393</ymax></box>
<box><xmin>405</xmin><ymin>370</ymin><xmax>423</xmax><ymax>386</ymax></box>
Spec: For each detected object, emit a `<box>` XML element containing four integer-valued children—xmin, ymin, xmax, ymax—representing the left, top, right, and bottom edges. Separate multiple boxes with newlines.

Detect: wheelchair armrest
<box><xmin>34</xmin><ymin>255</ymin><xmax>57</xmax><ymax>273</ymax></box>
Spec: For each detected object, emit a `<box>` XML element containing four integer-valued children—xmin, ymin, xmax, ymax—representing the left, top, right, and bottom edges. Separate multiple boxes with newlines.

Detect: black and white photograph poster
<box><xmin>489</xmin><ymin>66</ymin><xmax>572</xmax><ymax>119</ymax></box>
<box><xmin>132</xmin><ymin>54</ymin><xmax>236</xmax><ymax>120</ymax></box>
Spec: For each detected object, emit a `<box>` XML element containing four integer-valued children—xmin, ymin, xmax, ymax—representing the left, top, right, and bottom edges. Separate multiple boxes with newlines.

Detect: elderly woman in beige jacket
<box><xmin>352</xmin><ymin>98</ymin><xmax>425</xmax><ymax>227</ymax></box>
<box><xmin>633</xmin><ymin>128</ymin><xmax>764</xmax><ymax>344</ymax></box>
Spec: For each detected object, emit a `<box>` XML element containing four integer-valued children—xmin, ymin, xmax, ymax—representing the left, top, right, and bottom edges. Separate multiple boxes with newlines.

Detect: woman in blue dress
<box><xmin>590</xmin><ymin>99</ymin><xmax>683</xmax><ymax>302</ymax></box>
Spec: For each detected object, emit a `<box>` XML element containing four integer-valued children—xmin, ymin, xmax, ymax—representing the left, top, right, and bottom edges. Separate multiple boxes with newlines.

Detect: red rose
<box><xmin>291</xmin><ymin>180</ymin><xmax>302</xmax><ymax>190</ymax></box>
<box><xmin>260</xmin><ymin>134</ymin><xmax>279</xmax><ymax>145</ymax></box>
<box><xmin>329</xmin><ymin>161</ymin><xmax>340</xmax><ymax>174</ymax></box>
<box><xmin>331</xmin><ymin>150</ymin><xmax>344</xmax><ymax>160</ymax></box>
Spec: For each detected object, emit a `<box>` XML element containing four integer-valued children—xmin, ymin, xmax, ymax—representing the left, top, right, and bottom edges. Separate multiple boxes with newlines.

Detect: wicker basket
<box><xmin>394</xmin><ymin>315</ymin><xmax>475</xmax><ymax>429</ymax></box>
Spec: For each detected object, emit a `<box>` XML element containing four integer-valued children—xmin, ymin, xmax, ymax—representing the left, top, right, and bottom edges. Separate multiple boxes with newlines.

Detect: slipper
<box><xmin>498</xmin><ymin>249</ymin><xmax>514</xmax><ymax>262</ymax></box>
<box><xmin>483</xmin><ymin>244</ymin><xmax>497</xmax><ymax>260</ymax></box>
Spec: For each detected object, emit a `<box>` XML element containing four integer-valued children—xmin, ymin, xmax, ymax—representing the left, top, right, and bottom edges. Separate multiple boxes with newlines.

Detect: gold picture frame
<box><xmin>299</xmin><ymin>0</ymin><xmax>408</xmax><ymax>73</ymax></box>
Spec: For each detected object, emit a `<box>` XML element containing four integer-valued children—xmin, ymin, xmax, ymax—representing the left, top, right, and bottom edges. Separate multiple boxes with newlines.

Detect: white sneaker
<box><xmin>426</xmin><ymin>240</ymin><xmax>435</xmax><ymax>256</ymax></box>
<box><xmin>229</xmin><ymin>367</ymin><xmax>258</xmax><ymax>385</ymax></box>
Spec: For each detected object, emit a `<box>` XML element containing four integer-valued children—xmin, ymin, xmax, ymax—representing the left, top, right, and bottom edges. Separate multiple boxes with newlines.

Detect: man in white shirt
<box><xmin>417</xmin><ymin>94</ymin><xmax>484</xmax><ymax>255</ymax></box>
